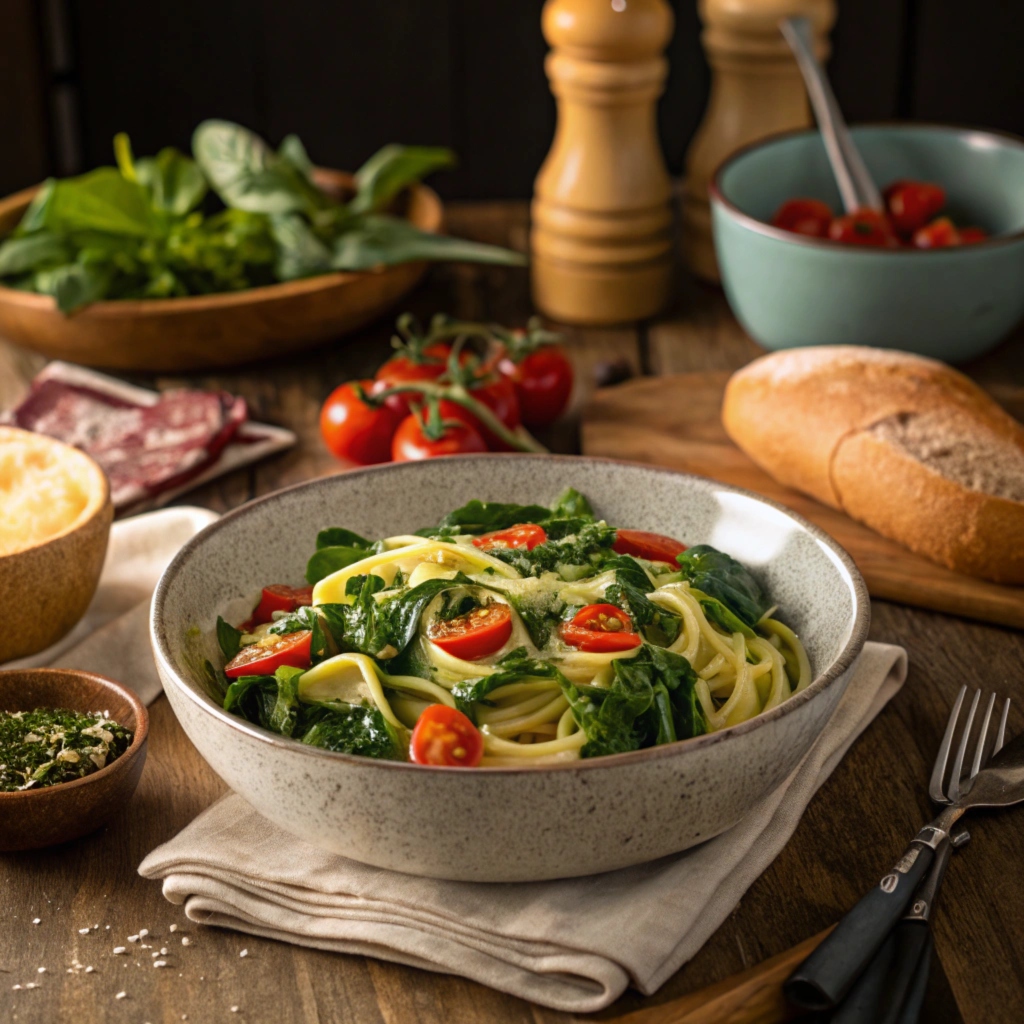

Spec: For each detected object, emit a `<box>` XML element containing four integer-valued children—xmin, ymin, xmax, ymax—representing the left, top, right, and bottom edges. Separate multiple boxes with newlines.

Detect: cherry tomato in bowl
<box><xmin>884</xmin><ymin>179</ymin><xmax>946</xmax><ymax>237</ymax></box>
<box><xmin>391</xmin><ymin>414</ymin><xmax>487</xmax><ymax>461</ymax></box>
<box><xmin>612</xmin><ymin>529</ymin><xmax>687</xmax><ymax>564</ymax></box>
<box><xmin>428</xmin><ymin>603</ymin><xmax>513</xmax><ymax>661</ymax></box>
<box><xmin>224</xmin><ymin>630</ymin><xmax>313</xmax><ymax>678</ymax></box>
<box><xmin>913</xmin><ymin>217</ymin><xmax>961</xmax><ymax>249</ymax></box>
<box><xmin>828</xmin><ymin>209</ymin><xmax>898</xmax><ymax>247</ymax></box>
<box><xmin>472</xmin><ymin>524</ymin><xmax>547</xmax><ymax>552</ymax></box>
<box><xmin>560</xmin><ymin>604</ymin><xmax>642</xmax><ymax>653</ymax></box>
<box><xmin>248</xmin><ymin>584</ymin><xmax>315</xmax><ymax>628</ymax></box>
<box><xmin>497</xmin><ymin>347</ymin><xmax>574</xmax><ymax>428</ymax></box>
<box><xmin>771</xmin><ymin>198</ymin><xmax>833</xmax><ymax>238</ymax></box>
<box><xmin>320</xmin><ymin>381</ymin><xmax>401</xmax><ymax>465</ymax></box>
<box><xmin>410</xmin><ymin>704</ymin><xmax>484</xmax><ymax>767</ymax></box>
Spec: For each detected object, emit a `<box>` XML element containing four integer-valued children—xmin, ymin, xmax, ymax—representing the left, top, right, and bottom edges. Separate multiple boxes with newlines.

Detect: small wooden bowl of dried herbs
<box><xmin>0</xmin><ymin>668</ymin><xmax>148</xmax><ymax>851</ymax></box>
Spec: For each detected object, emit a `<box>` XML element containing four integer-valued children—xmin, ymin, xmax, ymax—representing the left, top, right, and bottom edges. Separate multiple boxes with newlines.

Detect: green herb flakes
<box><xmin>0</xmin><ymin>708</ymin><xmax>133</xmax><ymax>792</ymax></box>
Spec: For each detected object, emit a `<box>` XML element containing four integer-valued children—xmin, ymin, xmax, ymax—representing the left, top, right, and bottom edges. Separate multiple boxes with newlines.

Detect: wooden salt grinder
<box><xmin>682</xmin><ymin>0</ymin><xmax>835</xmax><ymax>282</ymax></box>
<box><xmin>531</xmin><ymin>0</ymin><xmax>674</xmax><ymax>325</ymax></box>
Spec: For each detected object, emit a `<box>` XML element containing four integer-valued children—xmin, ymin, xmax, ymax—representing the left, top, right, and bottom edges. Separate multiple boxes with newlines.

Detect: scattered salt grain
<box><xmin>85</xmin><ymin>967</ymin><xmax>94</xmax><ymax>974</ymax></box>
<box><xmin>151</xmin><ymin>952</ymin><xmax>159</xmax><ymax>958</ymax></box>
<box><xmin>181</xmin><ymin>937</ymin><xmax>191</xmax><ymax>947</ymax></box>
<box><xmin>115</xmin><ymin>991</ymin><xmax>127</xmax><ymax>999</ymax></box>
<box><xmin>231</xmin><ymin>1007</ymin><xmax>239</xmax><ymax>1013</ymax></box>
<box><xmin>239</xmin><ymin>949</ymin><xmax>248</xmax><ymax>958</ymax></box>
<box><xmin>153</xmin><ymin>961</ymin><xmax>167</xmax><ymax>969</ymax></box>
<box><xmin>37</xmin><ymin>967</ymin><xmax>46</xmax><ymax>974</ymax></box>
<box><xmin>78</xmin><ymin>927</ymin><xmax>90</xmax><ymax>935</ymax></box>
<box><xmin>113</xmin><ymin>947</ymin><xmax>126</xmax><ymax>955</ymax></box>
<box><xmin>160</xmin><ymin>947</ymin><xmax>168</xmax><ymax>956</ymax></box>
<box><xmin>128</xmin><ymin>935</ymin><xmax>139</xmax><ymax>943</ymax></box>
<box><xmin>139</xmin><ymin>929</ymin><xmax>149</xmax><ymax>938</ymax></box>
<box><xmin>32</xmin><ymin>918</ymin><xmax>40</xmax><ymax>925</ymax></box>
<box><xmin>169</xmin><ymin>924</ymin><xmax>178</xmax><ymax>933</ymax></box>
<box><xmin>12</xmin><ymin>984</ymin><xmax>21</xmax><ymax>990</ymax></box>
<box><xmin>25</xmin><ymin>983</ymin><xmax>37</xmax><ymax>989</ymax></box>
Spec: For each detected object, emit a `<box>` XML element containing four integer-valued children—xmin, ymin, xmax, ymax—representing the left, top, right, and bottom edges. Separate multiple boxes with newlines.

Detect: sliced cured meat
<box><xmin>10</xmin><ymin>377</ymin><xmax>247</xmax><ymax>508</ymax></box>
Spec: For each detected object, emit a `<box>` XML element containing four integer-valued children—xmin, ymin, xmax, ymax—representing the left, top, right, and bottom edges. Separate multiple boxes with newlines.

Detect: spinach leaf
<box><xmin>267</xmin><ymin>605</ymin><xmax>331</xmax><ymax>665</ymax></box>
<box><xmin>224</xmin><ymin>665</ymin><xmax>304</xmax><ymax>737</ymax></box>
<box><xmin>350</xmin><ymin>144</ymin><xmax>456</xmax><ymax>215</ymax></box>
<box><xmin>192</xmin><ymin>120</ymin><xmax>328</xmax><ymax>216</ymax></box>
<box><xmin>33</xmin><ymin>262</ymin><xmax>111</xmax><ymax>313</ymax></box>
<box><xmin>694</xmin><ymin>592</ymin><xmax>756</xmax><ymax>640</ymax></box>
<box><xmin>612</xmin><ymin>645</ymin><xmax>705</xmax><ymax>744</ymax></box>
<box><xmin>216</xmin><ymin>616</ymin><xmax>243</xmax><ymax>660</ymax></box>
<box><xmin>432</xmin><ymin>499</ymin><xmax>553</xmax><ymax>535</ymax></box>
<box><xmin>270</xmin><ymin>213</ymin><xmax>334</xmax><ymax>280</ymax></box>
<box><xmin>0</xmin><ymin>233</ymin><xmax>69</xmax><ymax>276</ymax></box>
<box><xmin>42</xmin><ymin>168</ymin><xmax>155</xmax><ymax>237</ymax></box>
<box><xmin>450</xmin><ymin>648</ymin><xmax>562</xmax><ymax>722</ymax></box>
<box><xmin>134</xmin><ymin>146</ymin><xmax>208</xmax><ymax>216</ymax></box>
<box><xmin>278</xmin><ymin>134</ymin><xmax>314</xmax><ymax>178</ymax></box>
<box><xmin>549</xmin><ymin>488</ymin><xmax>594</xmax><ymax>520</ymax></box>
<box><xmin>488</xmin><ymin>521</ymin><xmax>617</xmax><ymax>578</ymax></box>
<box><xmin>676</xmin><ymin>545</ymin><xmax>769</xmax><ymax>628</ymax></box>
<box><xmin>561</xmin><ymin>669</ymin><xmax>652</xmax><ymax>759</ymax></box>
<box><xmin>304</xmin><ymin>529</ymin><xmax>377</xmax><ymax>584</ymax></box>
<box><xmin>331</xmin><ymin>215</ymin><xmax>526</xmax><ymax>271</ymax></box>
<box><xmin>602</xmin><ymin>555</ymin><xmax>681</xmax><ymax>645</ymax></box>
<box><xmin>300</xmin><ymin>704</ymin><xmax>404</xmax><ymax>759</ymax></box>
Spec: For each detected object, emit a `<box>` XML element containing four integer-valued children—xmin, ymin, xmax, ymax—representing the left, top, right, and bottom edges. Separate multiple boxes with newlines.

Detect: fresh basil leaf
<box><xmin>33</xmin><ymin>262</ymin><xmax>111</xmax><ymax>313</ymax></box>
<box><xmin>216</xmin><ymin>616</ymin><xmax>243</xmax><ymax>660</ymax></box>
<box><xmin>676</xmin><ymin>545</ymin><xmax>769</xmax><ymax>628</ymax></box>
<box><xmin>331</xmin><ymin>214</ymin><xmax>526</xmax><ymax>271</ymax></box>
<box><xmin>135</xmin><ymin>147</ymin><xmax>208</xmax><ymax>216</ymax></box>
<box><xmin>0</xmin><ymin>232</ymin><xmax>69</xmax><ymax>276</ymax></box>
<box><xmin>42</xmin><ymin>168</ymin><xmax>155</xmax><ymax>237</ymax></box>
<box><xmin>193</xmin><ymin>119</ymin><xmax>329</xmax><ymax>216</ymax></box>
<box><xmin>350</xmin><ymin>144</ymin><xmax>456</xmax><ymax>215</ymax></box>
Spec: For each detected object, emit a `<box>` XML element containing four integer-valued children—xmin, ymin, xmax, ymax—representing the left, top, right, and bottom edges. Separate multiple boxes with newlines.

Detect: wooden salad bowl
<box><xmin>0</xmin><ymin>169</ymin><xmax>443</xmax><ymax>372</ymax></box>
<box><xmin>0</xmin><ymin>669</ymin><xmax>148</xmax><ymax>852</ymax></box>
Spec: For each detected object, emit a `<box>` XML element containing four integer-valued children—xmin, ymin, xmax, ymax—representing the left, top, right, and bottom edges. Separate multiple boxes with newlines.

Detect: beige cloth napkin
<box><xmin>4</xmin><ymin>505</ymin><xmax>218</xmax><ymax>703</ymax></box>
<box><xmin>139</xmin><ymin>642</ymin><xmax>907</xmax><ymax>1013</ymax></box>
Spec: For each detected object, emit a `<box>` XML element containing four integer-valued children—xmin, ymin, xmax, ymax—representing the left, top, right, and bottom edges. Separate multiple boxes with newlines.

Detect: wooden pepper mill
<box><xmin>682</xmin><ymin>0</ymin><xmax>835</xmax><ymax>281</ymax></box>
<box><xmin>531</xmin><ymin>0</ymin><xmax>675</xmax><ymax>325</ymax></box>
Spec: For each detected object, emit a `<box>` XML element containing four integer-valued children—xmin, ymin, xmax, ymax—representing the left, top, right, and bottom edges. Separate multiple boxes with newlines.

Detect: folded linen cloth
<box><xmin>139</xmin><ymin>642</ymin><xmax>907</xmax><ymax>1013</ymax></box>
<box><xmin>4</xmin><ymin>505</ymin><xmax>218</xmax><ymax>703</ymax></box>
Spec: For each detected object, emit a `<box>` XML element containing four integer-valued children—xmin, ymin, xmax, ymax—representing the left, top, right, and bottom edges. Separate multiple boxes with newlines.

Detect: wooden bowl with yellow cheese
<box><xmin>0</xmin><ymin>427</ymin><xmax>112</xmax><ymax>662</ymax></box>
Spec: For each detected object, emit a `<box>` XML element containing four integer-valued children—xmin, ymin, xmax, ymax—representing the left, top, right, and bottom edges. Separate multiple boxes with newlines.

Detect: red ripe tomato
<box><xmin>828</xmin><ymin>209</ymin><xmax>898</xmax><ymax>247</ymax></box>
<box><xmin>373</xmin><ymin>342</ymin><xmax>452</xmax><ymax>417</ymax></box>
<box><xmin>224</xmin><ymin>630</ymin><xmax>312</xmax><ymax>678</ymax></box>
<box><xmin>248</xmin><ymin>585</ymin><xmax>315</xmax><ymax>628</ymax></box>
<box><xmin>391</xmin><ymin>414</ymin><xmax>487</xmax><ymax>461</ymax></box>
<box><xmin>321</xmin><ymin>381</ymin><xmax>401</xmax><ymax>465</ymax></box>
<box><xmin>959</xmin><ymin>227</ymin><xmax>988</xmax><ymax>244</ymax></box>
<box><xmin>428</xmin><ymin>603</ymin><xmax>513</xmax><ymax>660</ymax></box>
<box><xmin>441</xmin><ymin>375</ymin><xmax>520</xmax><ymax>450</ymax></box>
<box><xmin>612</xmin><ymin>529</ymin><xmax>687</xmax><ymax>564</ymax></box>
<box><xmin>560</xmin><ymin>603</ymin><xmax>642</xmax><ymax>653</ymax></box>
<box><xmin>884</xmin><ymin>180</ymin><xmax>947</xmax><ymax>236</ymax></box>
<box><xmin>410</xmin><ymin>704</ymin><xmax>484</xmax><ymax>767</ymax></box>
<box><xmin>913</xmin><ymin>217</ymin><xmax>961</xmax><ymax>249</ymax></box>
<box><xmin>497</xmin><ymin>347</ymin><xmax>574</xmax><ymax>428</ymax></box>
<box><xmin>472</xmin><ymin>524</ymin><xmax>547</xmax><ymax>552</ymax></box>
<box><xmin>771</xmin><ymin>198</ymin><xmax>834</xmax><ymax>238</ymax></box>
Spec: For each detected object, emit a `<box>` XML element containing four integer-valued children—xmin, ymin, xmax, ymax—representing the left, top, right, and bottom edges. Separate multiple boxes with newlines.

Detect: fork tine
<box><xmin>930</xmin><ymin>685</ymin><xmax>967</xmax><ymax>802</ymax></box>
<box><xmin>971</xmin><ymin>693</ymin><xmax>997</xmax><ymax>779</ymax></box>
<box><xmin>994</xmin><ymin>698</ymin><xmax>1011</xmax><ymax>756</ymax></box>
<box><xmin>948</xmin><ymin>689</ymin><xmax>981</xmax><ymax>803</ymax></box>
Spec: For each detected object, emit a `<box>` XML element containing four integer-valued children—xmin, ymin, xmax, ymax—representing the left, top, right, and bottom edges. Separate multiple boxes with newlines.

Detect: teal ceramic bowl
<box><xmin>711</xmin><ymin>124</ymin><xmax>1024</xmax><ymax>362</ymax></box>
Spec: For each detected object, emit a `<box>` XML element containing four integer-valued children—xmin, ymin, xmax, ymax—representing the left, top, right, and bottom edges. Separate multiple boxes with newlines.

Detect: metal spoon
<box><xmin>779</xmin><ymin>16</ymin><xmax>882</xmax><ymax>213</ymax></box>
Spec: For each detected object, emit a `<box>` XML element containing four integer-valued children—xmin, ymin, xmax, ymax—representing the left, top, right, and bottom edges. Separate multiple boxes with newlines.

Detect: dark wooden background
<box><xmin>3</xmin><ymin>0</ymin><xmax>1024</xmax><ymax>200</ymax></box>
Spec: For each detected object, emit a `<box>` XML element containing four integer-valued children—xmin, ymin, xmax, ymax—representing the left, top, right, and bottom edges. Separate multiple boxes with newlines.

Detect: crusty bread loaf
<box><xmin>722</xmin><ymin>346</ymin><xmax>1024</xmax><ymax>584</ymax></box>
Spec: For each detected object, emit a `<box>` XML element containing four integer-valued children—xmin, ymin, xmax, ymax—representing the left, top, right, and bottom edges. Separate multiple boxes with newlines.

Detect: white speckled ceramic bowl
<box><xmin>151</xmin><ymin>456</ymin><xmax>869</xmax><ymax>882</ymax></box>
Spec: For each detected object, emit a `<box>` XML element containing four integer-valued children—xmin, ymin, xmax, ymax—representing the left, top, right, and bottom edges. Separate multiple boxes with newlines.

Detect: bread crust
<box><xmin>722</xmin><ymin>346</ymin><xmax>1024</xmax><ymax>584</ymax></box>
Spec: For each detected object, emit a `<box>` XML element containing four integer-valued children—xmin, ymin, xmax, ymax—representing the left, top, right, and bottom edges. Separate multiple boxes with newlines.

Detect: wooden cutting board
<box><xmin>582</xmin><ymin>372</ymin><xmax>1024</xmax><ymax>630</ymax></box>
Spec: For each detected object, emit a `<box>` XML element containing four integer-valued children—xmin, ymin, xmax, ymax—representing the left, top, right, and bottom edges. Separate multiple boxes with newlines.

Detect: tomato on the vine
<box><xmin>320</xmin><ymin>381</ymin><xmax>401</xmax><ymax>465</ymax></box>
<box><xmin>224</xmin><ymin>630</ymin><xmax>313</xmax><ymax>678</ymax></box>
<box><xmin>497</xmin><ymin>347</ymin><xmax>573</xmax><ymax>428</ymax></box>
<box><xmin>410</xmin><ymin>704</ymin><xmax>484</xmax><ymax>767</ymax></box>
<box><xmin>373</xmin><ymin>342</ymin><xmax>452</xmax><ymax>417</ymax></box>
<box><xmin>560</xmin><ymin>604</ymin><xmax>642</xmax><ymax>653</ymax></box>
<box><xmin>440</xmin><ymin>374</ymin><xmax>520</xmax><ymax>450</ymax></box>
<box><xmin>391</xmin><ymin>413</ymin><xmax>487</xmax><ymax>461</ymax></box>
<box><xmin>428</xmin><ymin>603</ymin><xmax>513</xmax><ymax>660</ymax></box>
<box><xmin>771</xmin><ymin>198</ymin><xmax>833</xmax><ymax>239</ymax></box>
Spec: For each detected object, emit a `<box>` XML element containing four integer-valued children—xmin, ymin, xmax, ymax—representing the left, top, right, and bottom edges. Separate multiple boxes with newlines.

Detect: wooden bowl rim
<box><xmin>0</xmin><ymin>668</ymin><xmax>149</xmax><ymax>803</ymax></box>
<box><xmin>0</xmin><ymin>171</ymin><xmax>443</xmax><ymax>316</ymax></box>
<box><xmin>0</xmin><ymin>426</ymin><xmax>112</xmax><ymax>557</ymax></box>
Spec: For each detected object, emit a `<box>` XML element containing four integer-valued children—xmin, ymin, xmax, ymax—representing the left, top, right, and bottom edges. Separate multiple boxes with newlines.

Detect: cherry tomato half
<box><xmin>373</xmin><ymin>342</ymin><xmax>452</xmax><ymax>417</ymax></box>
<box><xmin>497</xmin><ymin>347</ymin><xmax>574</xmax><ymax>428</ymax></box>
<box><xmin>428</xmin><ymin>603</ymin><xmax>513</xmax><ymax>661</ymax></box>
<box><xmin>828</xmin><ymin>209</ymin><xmax>898</xmax><ymax>248</ymax></box>
<box><xmin>612</xmin><ymin>529</ymin><xmax>687</xmax><ymax>564</ymax></box>
<box><xmin>771</xmin><ymin>198</ymin><xmax>834</xmax><ymax>239</ymax></box>
<box><xmin>391</xmin><ymin>414</ymin><xmax>487</xmax><ymax>461</ymax></box>
<box><xmin>913</xmin><ymin>217</ymin><xmax>961</xmax><ymax>249</ymax></box>
<box><xmin>958</xmin><ymin>226</ymin><xmax>988</xmax><ymax>244</ymax></box>
<box><xmin>560</xmin><ymin>603</ymin><xmax>642</xmax><ymax>653</ymax></box>
<box><xmin>224</xmin><ymin>630</ymin><xmax>313</xmax><ymax>678</ymax></box>
<box><xmin>441</xmin><ymin>375</ymin><xmax>520</xmax><ymax>450</ymax></box>
<box><xmin>321</xmin><ymin>381</ymin><xmax>402</xmax><ymax>465</ymax></box>
<box><xmin>410</xmin><ymin>704</ymin><xmax>484</xmax><ymax>767</ymax></box>
<box><xmin>248</xmin><ymin>584</ymin><xmax>315</xmax><ymax>628</ymax></box>
<box><xmin>472</xmin><ymin>524</ymin><xmax>547</xmax><ymax>552</ymax></box>
<box><xmin>884</xmin><ymin>179</ymin><xmax>946</xmax><ymax>237</ymax></box>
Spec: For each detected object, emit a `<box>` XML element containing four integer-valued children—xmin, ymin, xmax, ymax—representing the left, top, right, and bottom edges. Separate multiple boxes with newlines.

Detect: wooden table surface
<box><xmin>3</xmin><ymin>202</ymin><xmax>1023</xmax><ymax>1024</ymax></box>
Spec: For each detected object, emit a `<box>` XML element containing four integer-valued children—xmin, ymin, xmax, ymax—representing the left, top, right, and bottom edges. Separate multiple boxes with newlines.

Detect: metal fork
<box><xmin>786</xmin><ymin>686</ymin><xmax>1012</xmax><ymax>1013</ymax></box>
